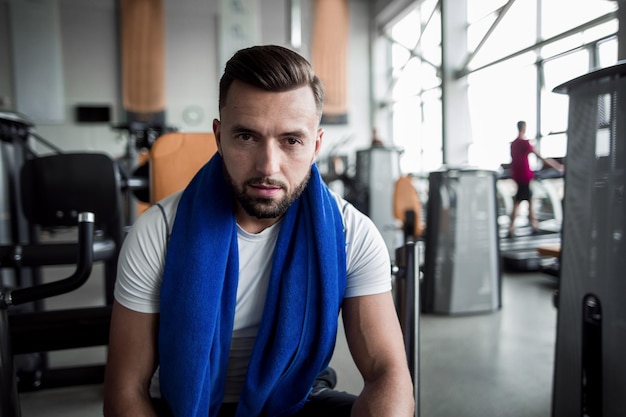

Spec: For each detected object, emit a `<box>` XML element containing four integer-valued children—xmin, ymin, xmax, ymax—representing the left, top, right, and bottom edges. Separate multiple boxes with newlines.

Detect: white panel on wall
<box><xmin>9</xmin><ymin>0</ymin><xmax>65</xmax><ymax>123</ymax></box>
<box><xmin>219</xmin><ymin>0</ymin><xmax>261</xmax><ymax>71</ymax></box>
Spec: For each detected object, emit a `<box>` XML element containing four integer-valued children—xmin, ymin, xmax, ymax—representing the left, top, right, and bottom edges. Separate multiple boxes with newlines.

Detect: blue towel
<box><xmin>159</xmin><ymin>153</ymin><xmax>346</xmax><ymax>417</ymax></box>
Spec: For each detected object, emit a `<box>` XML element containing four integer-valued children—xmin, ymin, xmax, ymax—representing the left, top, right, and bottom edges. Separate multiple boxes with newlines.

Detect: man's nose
<box><xmin>256</xmin><ymin>140</ymin><xmax>281</xmax><ymax>176</ymax></box>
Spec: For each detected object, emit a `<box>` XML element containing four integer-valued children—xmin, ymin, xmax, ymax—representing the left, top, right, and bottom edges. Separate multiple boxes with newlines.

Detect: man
<box><xmin>103</xmin><ymin>45</ymin><xmax>414</xmax><ymax>417</ymax></box>
<box><xmin>508</xmin><ymin>120</ymin><xmax>564</xmax><ymax>237</ymax></box>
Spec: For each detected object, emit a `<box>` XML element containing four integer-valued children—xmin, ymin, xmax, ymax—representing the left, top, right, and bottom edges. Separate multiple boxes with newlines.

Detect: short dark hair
<box><xmin>517</xmin><ymin>120</ymin><xmax>526</xmax><ymax>131</ymax></box>
<box><xmin>218</xmin><ymin>45</ymin><xmax>325</xmax><ymax>116</ymax></box>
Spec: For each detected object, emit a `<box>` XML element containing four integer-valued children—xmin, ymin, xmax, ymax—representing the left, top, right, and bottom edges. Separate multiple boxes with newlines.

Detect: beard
<box><xmin>224</xmin><ymin>167</ymin><xmax>311</xmax><ymax>219</ymax></box>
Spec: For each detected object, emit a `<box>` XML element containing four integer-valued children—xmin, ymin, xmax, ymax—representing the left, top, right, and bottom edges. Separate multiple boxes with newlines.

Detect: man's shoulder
<box><xmin>133</xmin><ymin>191</ymin><xmax>183</xmax><ymax>232</ymax></box>
<box><xmin>511</xmin><ymin>137</ymin><xmax>531</xmax><ymax>148</ymax></box>
<box><xmin>328</xmin><ymin>189</ymin><xmax>360</xmax><ymax>220</ymax></box>
<box><xmin>327</xmin><ymin>189</ymin><xmax>377</xmax><ymax>237</ymax></box>
<box><xmin>157</xmin><ymin>190</ymin><xmax>184</xmax><ymax>210</ymax></box>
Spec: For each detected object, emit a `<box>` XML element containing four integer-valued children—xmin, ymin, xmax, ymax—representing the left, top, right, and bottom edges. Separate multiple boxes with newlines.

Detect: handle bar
<box><xmin>0</xmin><ymin>212</ymin><xmax>95</xmax><ymax>308</ymax></box>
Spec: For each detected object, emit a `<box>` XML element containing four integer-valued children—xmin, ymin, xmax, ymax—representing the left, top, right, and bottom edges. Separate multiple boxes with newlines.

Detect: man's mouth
<box><xmin>247</xmin><ymin>181</ymin><xmax>284</xmax><ymax>198</ymax></box>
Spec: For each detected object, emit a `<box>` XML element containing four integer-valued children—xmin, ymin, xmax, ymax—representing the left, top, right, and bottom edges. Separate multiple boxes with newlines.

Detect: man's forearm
<box><xmin>103</xmin><ymin>391</ymin><xmax>160</xmax><ymax>417</ymax></box>
<box><xmin>351</xmin><ymin>370</ymin><xmax>415</xmax><ymax>417</ymax></box>
<box><xmin>543</xmin><ymin>157</ymin><xmax>564</xmax><ymax>172</ymax></box>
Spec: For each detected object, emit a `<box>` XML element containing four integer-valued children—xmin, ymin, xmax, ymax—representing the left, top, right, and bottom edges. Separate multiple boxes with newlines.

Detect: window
<box><xmin>375</xmin><ymin>0</ymin><xmax>442</xmax><ymax>174</ymax></box>
<box><xmin>375</xmin><ymin>0</ymin><xmax>618</xmax><ymax>174</ymax></box>
<box><xmin>465</xmin><ymin>0</ymin><xmax>617</xmax><ymax>165</ymax></box>
<box><xmin>467</xmin><ymin>0</ymin><xmax>537</xmax><ymax>72</ymax></box>
<box><xmin>598</xmin><ymin>36</ymin><xmax>618</xmax><ymax>68</ymax></box>
<box><xmin>541</xmin><ymin>49</ymin><xmax>591</xmax><ymax>157</ymax></box>
<box><xmin>541</xmin><ymin>0</ymin><xmax>616</xmax><ymax>40</ymax></box>
<box><xmin>467</xmin><ymin>53</ymin><xmax>537</xmax><ymax>169</ymax></box>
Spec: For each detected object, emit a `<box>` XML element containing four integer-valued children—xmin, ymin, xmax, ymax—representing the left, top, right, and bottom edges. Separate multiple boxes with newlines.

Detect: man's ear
<box><xmin>213</xmin><ymin>119</ymin><xmax>222</xmax><ymax>154</ymax></box>
<box><xmin>313</xmin><ymin>127</ymin><xmax>324</xmax><ymax>161</ymax></box>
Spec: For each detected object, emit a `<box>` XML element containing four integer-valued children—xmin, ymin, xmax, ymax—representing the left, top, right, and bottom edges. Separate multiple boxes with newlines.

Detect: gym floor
<box><xmin>17</xmin><ymin>264</ymin><xmax>559</xmax><ymax>417</ymax></box>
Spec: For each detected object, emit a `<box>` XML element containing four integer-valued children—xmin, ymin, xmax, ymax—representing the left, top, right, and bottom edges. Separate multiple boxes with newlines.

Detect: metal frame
<box><xmin>0</xmin><ymin>215</ymin><xmax>94</xmax><ymax>417</ymax></box>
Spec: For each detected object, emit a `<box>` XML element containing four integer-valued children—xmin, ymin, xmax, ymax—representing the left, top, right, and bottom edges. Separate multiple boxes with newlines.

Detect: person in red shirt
<box><xmin>508</xmin><ymin>121</ymin><xmax>564</xmax><ymax>237</ymax></box>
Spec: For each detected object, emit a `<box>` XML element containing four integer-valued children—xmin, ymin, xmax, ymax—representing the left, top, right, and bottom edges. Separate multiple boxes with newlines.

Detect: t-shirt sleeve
<box><xmin>114</xmin><ymin>193</ymin><xmax>180</xmax><ymax>313</ymax></box>
<box><xmin>336</xmin><ymin>195</ymin><xmax>393</xmax><ymax>298</ymax></box>
<box><xmin>525</xmin><ymin>139</ymin><xmax>534</xmax><ymax>153</ymax></box>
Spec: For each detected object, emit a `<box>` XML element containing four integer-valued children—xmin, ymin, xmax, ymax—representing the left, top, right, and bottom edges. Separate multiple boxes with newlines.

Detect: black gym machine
<box><xmin>1</xmin><ymin>213</ymin><xmax>95</xmax><ymax>417</ymax></box>
<box><xmin>392</xmin><ymin>209</ymin><xmax>421</xmax><ymax>417</ymax></box>
<box><xmin>0</xmin><ymin>111</ymin><xmax>126</xmax><ymax>415</ymax></box>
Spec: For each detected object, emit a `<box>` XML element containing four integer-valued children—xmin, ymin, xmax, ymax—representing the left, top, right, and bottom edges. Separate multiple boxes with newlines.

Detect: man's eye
<box><xmin>286</xmin><ymin>138</ymin><xmax>301</xmax><ymax>145</ymax></box>
<box><xmin>238</xmin><ymin>133</ymin><xmax>252</xmax><ymax>141</ymax></box>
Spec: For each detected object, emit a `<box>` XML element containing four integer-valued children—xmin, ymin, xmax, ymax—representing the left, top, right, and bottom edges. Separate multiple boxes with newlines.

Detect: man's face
<box><xmin>213</xmin><ymin>80</ymin><xmax>323</xmax><ymax>231</ymax></box>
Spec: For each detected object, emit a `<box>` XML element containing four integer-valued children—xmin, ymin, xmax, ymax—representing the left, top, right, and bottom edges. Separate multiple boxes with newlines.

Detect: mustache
<box><xmin>244</xmin><ymin>177</ymin><xmax>286</xmax><ymax>189</ymax></box>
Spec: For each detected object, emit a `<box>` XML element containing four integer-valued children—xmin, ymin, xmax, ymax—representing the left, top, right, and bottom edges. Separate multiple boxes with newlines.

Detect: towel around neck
<box><xmin>158</xmin><ymin>153</ymin><xmax>347</xmax><ymax>417</ymax></box>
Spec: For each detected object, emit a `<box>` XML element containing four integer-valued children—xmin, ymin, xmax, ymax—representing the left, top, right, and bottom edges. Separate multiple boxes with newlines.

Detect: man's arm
<box><xmin>532</xmin><ymin>149</ymin><xmax>564</xmax><ymax>173</ymax></box>
<box><xmin>103</xmin><ymin>301</ymin><xmax>160</xmax><ymax>417</ymax></box>
<box><xmin>342</xmin><ymin>292</ymin><xmax>415</xmax><ymax>416</ymax></box>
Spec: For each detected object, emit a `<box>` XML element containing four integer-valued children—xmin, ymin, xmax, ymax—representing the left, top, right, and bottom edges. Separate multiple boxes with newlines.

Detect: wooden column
<box><xmin>120</xmin><ymin>0</ymin><xmax>166</xmax><ymax>119</ymax></box>
<box><xmin>311</xmin><ymin>0</ymin><xmax>349</xmax><ymax>124</ymax></box>
<box><xmin>120</xmin><ymin>0</ymin><xmax>167</xmax><ymax>219</ymax></box>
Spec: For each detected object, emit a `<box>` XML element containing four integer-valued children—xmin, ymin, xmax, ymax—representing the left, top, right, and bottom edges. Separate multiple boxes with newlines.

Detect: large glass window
<box><xmin>465</xmin><ymin>0</ymin><xmax>617</xmax><ymax>166</ymax></box>
<box><xmin>541</xmin><ymin>0</ymin><xmax>617</xmax><ymax>40</ymax></box>
<box><xmin>375</xmin><ymin>0</ymin><xmax>618</xmax><ymax>174</ymax></box>
<box><xmin>467</xmin><ymin>0</ymin><xmax>537</xmax><ymax>72</ymax></box>
<box><xmin>598</xmin><ymin>36</ymin><xmax>618</xmax><ymax>68</ymax></box>
<box><xmin>376</xmin><ymin>0</ymin><xmax>442</xmax><ymax>174</ymax></box>
<box><xmin>540</xmin><ymin>49</ymin><xmax>591</xmax><ymax>158</ymax></box>
<box><xmin>467</xmin><ymin>53</ymin><xmax>537</xmax><ymax>170</ymax></box>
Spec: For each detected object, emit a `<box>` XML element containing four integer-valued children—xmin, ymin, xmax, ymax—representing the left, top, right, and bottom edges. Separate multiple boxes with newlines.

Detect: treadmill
<box><xmin>497</xmin><ymin>161</ymin><xmax>564</xmax><ymax>273</ymax></box>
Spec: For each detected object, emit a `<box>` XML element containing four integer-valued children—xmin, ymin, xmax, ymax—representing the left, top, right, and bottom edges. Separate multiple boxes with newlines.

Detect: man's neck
<box><xmin>235</xmin><ymin>206</ymin><xmax>283</xmax><ymax>234</ymax></box>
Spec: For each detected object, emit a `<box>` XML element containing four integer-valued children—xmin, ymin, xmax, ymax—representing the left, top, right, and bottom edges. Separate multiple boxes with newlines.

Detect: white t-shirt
<box><xmin>114</xmin><ymin>189</ymin><xmax>391</xmax><ymax>401</ymax></box>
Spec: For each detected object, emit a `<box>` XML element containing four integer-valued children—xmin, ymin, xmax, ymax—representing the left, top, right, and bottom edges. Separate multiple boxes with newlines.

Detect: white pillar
<box><xmin>441</xmin><ymin>0</ymin><xmax>472</xmax><ymax>167</ymax></box>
